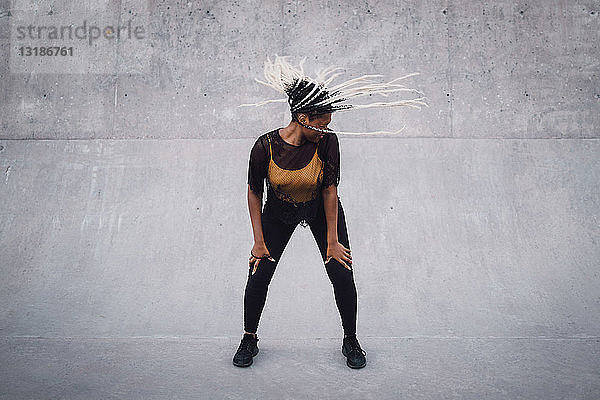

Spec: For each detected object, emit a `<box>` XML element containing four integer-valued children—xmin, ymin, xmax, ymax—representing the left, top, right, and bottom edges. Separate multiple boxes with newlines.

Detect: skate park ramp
<box><xmin>1</xmin><ymin>1</ymin><xmax>599</xmax><ymax>399</ymax></box>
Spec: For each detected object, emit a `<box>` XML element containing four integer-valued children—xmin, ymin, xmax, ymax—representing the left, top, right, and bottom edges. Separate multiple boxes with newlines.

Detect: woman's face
<box><xmin>300</xmin><ymin>113</ymin><xmax>332</xmax><ymax>143</ymax></box>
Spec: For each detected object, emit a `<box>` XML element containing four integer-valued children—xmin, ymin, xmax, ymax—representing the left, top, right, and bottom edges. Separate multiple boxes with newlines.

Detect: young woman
<box><xmin>233</xmin><ymin>55</ymin><xmax>426</xmax><ymax>369</ymax></box>
<box><xmin>233</xmin><ymin>110</ymin><xmax>365</xmax><ymax>369</ymax></box>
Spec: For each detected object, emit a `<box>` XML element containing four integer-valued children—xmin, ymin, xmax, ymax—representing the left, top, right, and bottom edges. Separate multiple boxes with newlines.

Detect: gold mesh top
<box><xmin>267</xmin><ymin>133</ymin><xmax>324</xmax><ymax>203</ymax></box>
<box><xmin>248</xmin><ymin>128</ymin><xmax>340</xmax><ymax>225</ymax></box>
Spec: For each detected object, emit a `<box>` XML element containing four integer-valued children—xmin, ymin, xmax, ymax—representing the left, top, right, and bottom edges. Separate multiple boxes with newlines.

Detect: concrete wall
<box><xmin>0</xmin><ymin>0</ymin><xmax>598</xmax><ymax>339</ymax></box>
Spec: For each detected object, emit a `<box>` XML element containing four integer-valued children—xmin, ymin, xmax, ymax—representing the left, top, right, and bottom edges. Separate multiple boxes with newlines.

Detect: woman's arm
<box><xmin>323</xmin><ymin>185</ymin><xmax>352</xmax><ymax>269</ymax></box>
<box><xmin>321</xmin><ymin>133</ymin><xmax>351</xmax><ymax>269</ymax></box>
<box><xmin>322</xmin><ymin>185</ymin><xmax>339</xmax><ymax>244</ymax></box>
<box><xmin>247</xmin><ymin>185</ymin><xmax>265</xmax><ymax>246</ymax></box>
<box><xmin>247</xmin><ymin>185</ymin><xmax>274</xmax><ymax>274</ymax></box>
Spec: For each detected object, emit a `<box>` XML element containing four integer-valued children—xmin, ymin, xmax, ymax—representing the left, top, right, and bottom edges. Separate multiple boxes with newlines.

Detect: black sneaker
<box><xmin>233</xmin><ymin>333</ymin><xmax>259</xmax><ymax>367</ymax></box>
<box><xmin>342</xmin><ymin>335</ymin><xmax>366</xmax><ymax>369</ymax></box>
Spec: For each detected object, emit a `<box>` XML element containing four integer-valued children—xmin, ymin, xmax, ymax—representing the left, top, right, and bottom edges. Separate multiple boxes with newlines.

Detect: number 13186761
<box><xmin>18</xmin><ymin>46</ymin><xmax>73</xmax><ymax>56</ymax></box>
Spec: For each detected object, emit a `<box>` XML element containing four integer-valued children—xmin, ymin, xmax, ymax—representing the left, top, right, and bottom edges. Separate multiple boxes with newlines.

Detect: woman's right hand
<box><xmin>249</xmin><ymin>242</ymin><xmax>275</xmax><ymax>275</ymax></box>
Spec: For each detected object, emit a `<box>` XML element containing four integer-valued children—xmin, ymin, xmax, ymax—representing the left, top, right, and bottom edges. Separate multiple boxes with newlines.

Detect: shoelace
<box><xmin>346</xmin><ymin>337</ymin><xmax>366</xmax><ymax>357</ymax></box>
<box><xmin>238</xmin><ymin>337</ymin><xmax>258</xmax><ymax>353</ymax></box>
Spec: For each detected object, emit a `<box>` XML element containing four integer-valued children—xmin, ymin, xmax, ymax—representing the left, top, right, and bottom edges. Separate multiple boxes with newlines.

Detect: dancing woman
<box><xmin>233</xmin><ymin>55</ymin><xmax>427</xmax><ymax>369</ymax></box>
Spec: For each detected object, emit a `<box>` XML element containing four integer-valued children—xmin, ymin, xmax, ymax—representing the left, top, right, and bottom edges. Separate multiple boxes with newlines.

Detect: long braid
<box><xmin>239</xmin><ymin>55</ymin><xmax>428</xmax><ymax>135</ymax></box>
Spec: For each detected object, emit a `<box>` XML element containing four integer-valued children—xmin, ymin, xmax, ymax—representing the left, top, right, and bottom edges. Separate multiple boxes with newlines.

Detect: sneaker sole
<box><xmin>232</xmin><ymin>347</ymin><xmax>259</xmax><ymax>367</ymax></box>
<box><xmin>342</xmin><ymin>346</ymin><xmax>366</xmax><ymax>369</ymax></box>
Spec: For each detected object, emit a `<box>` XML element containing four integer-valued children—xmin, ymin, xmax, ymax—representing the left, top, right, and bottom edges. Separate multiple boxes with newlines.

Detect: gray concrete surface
<box><xmin>1</xmin><ymin>337</ymin><xmax>599</xmax><ymax>400</ymax></box>
<box><xmin>1</xmin><ymin>0</ymin><xmax>599</xmax><ymax>399</ymax></box>
<box><xmin>1</xmin><ymin>138</ymin><xmax>599</xmax><ymax>339</ymax></box>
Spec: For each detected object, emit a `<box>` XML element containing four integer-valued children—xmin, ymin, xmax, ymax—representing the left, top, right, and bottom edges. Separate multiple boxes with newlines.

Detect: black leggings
<box><xmin>243</xmin><ymin>197</ymin><xmax>358</xmax><ymax>336</ymax></box>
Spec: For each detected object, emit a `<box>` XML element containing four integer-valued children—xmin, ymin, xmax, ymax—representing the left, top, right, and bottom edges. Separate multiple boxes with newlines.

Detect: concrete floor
<box><xmin>2</xmin><ymin>336</ymin><xmax>599</xmax><ymax>399</ymax></box>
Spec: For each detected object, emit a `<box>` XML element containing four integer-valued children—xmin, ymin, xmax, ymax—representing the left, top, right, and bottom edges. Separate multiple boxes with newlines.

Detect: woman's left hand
<box><xmin>325</xmin><ymin>241</ymin><xmax>352</xmax><ymax>270</ymax></box>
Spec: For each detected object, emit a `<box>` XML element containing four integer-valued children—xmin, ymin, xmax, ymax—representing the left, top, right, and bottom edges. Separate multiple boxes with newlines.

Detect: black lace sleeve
<box><xmin>247</xmin><ymin>136</ymin><xmax>267</xmax><ymax>196</ymax></box>
<box><xmin>322</xmin><ymin>132</ymin><xmax>340</xmax><ymax>188</ymax></box>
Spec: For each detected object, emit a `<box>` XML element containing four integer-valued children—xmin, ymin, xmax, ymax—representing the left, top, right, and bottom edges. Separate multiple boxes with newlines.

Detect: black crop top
<box><xmin>247</xmin><ymin>128</ymin><xmax>340</xmax><ymax>226</ymax></box>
